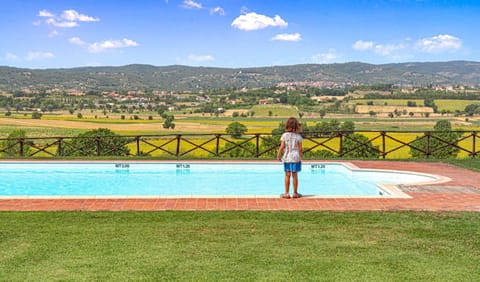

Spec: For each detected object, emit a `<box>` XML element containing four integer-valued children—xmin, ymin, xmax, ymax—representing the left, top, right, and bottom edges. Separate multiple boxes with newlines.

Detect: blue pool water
<box><xmin>0</xmin><ymin>162</ymin><xmax>439</xmax><ymax>197</ymax></box>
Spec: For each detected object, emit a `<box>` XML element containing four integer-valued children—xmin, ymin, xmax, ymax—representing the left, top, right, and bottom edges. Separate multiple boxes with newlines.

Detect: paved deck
<box><xmin>1</xmin><ymin>161</ymin><xmax>480</xmax><ymax>211</ymax></box>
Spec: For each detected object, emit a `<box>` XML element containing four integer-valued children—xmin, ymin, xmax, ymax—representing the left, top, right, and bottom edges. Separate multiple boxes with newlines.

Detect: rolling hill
<box><xmin>1</xmin><ymin>61</ymin><xmax>479</xmax><ymax>92</ymax></box>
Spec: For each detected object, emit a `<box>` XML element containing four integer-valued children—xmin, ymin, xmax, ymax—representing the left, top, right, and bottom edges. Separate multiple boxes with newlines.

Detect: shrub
<box><xmin>31</xmin><ymin>111</ymin><xmax>42</xmax><ymax>119</ymax></box>
<box><xmin>218</xmin><ymin>141</ymin><xmax>256</xmax><ymax>158</ymax></box>
<box><xmin>341</xmin><ymin>133</ymin><xmax>380</xmax><ymax>158</ymax></box>
<box><xmin>1</xmin><ymin>130</ymin><xmax>32</xmax><ymax>156</ymax></box>
<box><xmin>410</xmin><ymin>120</ymin><xmax>461</xmax><ymax>158</ymax></box>
<box><xmin>60</xmin><ymin>128</ymin><xmax>130</xmax><ymax>156</ymax></box>
<box><xmin>226</xmin><ymin>122</ymin><xmax>247</xmax><ymax>138</ymax></box>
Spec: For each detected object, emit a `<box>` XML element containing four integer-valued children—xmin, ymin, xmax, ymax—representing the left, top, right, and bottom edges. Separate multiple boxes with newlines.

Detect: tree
<box><xmin>31</xmin><ymin>111</ymin><xmax>42</xmax><ymax>119</ymax></box>
<box><xmin>1</xmin><ymin>130</ymin><xmax>32</xmax><ymax>157</ymax></box>
<box><xmin>410</xmin><ymin>120</ymin><xmax>461</xmax><ymax>158</ymax></box>
<box><xmin>219</xmin><ymin>141</ymin><xmax>256</xmax><ymax>158</ymax></box>
<box><xmin>163</xmin><ymin>115</ymin><xmax>175</xmax><ymax>129</ymax></box>
<box><xmin>226</xmin><ymin>122</ymin><xmax>247</xmax><ymax>138</ymax></box>
<box><xmin>465</xmin><ymin>104</ymin><xmax>480</xmax><ymax>116</ymax></box>
<box><xmin>319</xmin><ymin>109</ymin><xmax>326</xmax><ymax>118</ymax></box>
<box><xmin>341</xmin><ymin>133</ymin><xmax>380</xmax><ymax>158</ymax></box>
<box><xmin>60</xmin><ymin>128</ymin><xmax>130</xmax><ymax>156</ymax></box>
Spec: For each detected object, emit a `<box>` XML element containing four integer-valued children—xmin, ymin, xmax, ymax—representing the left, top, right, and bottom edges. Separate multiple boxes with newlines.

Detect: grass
<box><xmin>0</xmin><ymin>211</ymin><xmax>479</xmax><ymax>281</ymax></box>
<box><xmin>445</xmin><ymin>158</ymin><xmax>480</xmax><ymax>172</ymax></box>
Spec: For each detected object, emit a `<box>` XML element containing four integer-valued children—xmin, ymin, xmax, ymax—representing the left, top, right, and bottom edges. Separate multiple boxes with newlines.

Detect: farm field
<box><xmin>1</xmin><ymin>105</ymin><xmax>480</xmax><ymax>159</ymax></box>
<box><xmin>352</xmin><ymin>99</ymin><xmax>480</xmax><ymax>112</ymax></box>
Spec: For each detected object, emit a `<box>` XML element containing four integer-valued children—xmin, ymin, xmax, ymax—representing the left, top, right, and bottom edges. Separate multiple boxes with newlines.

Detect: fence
<box><xmin>0</xmin><ymin>130</ymin><xmax>478</xmax><ymax>159</ymax></box>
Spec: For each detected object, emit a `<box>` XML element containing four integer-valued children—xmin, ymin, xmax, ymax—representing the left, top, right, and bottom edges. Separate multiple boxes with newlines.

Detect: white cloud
<box><xmin>231</xmin><ymin>12</ymin><xmax>287</xmax><ymax>31</ymax></box>
<box><xmin>38</xmin><ymin>9</ymin><xmax>54</xmax><ymax>17</ymax></box>
<box><xmin>272</xmin><ymin>33</ymin><xmax>301</xmax><ymax>42</ymax></box>
<box><xmin>416</xmin><ymin>34</ymin><xmax>462</xmax><ymax>53</ymax></box>
<box><xmin>69</xmin><ymin>37</ymin><xmax>87</xmax><ymax>46</ymax></box>
<box><xmin>374</xmin><ymin>43</ymin><xmax>407</xmax><ymax>56</ymax></box>
<box><xmin>61</xmin><ymin>9</ymin><xmax>99</xmax><ymax>22</ymax></box>
<box><xmin>45</xmin><ymin>18</ymin><xmax>78</xmax><ymax>28</ymax></box>
<box><xmin>48</xmin><ymin>30</ymin><xmax>59</xmax><ymax>37</ymax></box>
<box><xmin>88</xmin><ymin>38</ymin><xmax>139</xmax><ymax>53</ymax></box>
<box><xmin>182</xmin><ymin>0</ymin><xmax>202</xmax><ymax>9</ymax></box>
<box><xmin>25</xmin><ymin>51</ymin><xmax>55</xmax><ymax>61</ymax></box>
<box><xmin>353</xmin><ymin>40</ymin><xmax>374</xmax><ymax>51</ymax></box>
<box><xmin>312</xmin><ymin>49</ymin><xmax>339</xmax><ymax>63</ymax></box>
<box><xmin>210</xmin><ymin>7</ymin><xmax>225</xmax><ymax>16</ymax></box>
<box><xmin>187</xmin><ymin>54</ymin><xmax>214</xmax><ymax>62</ymax></box>
<box><xmin>36</xmin><ymin>9</ymin><xmax>99</xmax><ymax>28</ymax></box>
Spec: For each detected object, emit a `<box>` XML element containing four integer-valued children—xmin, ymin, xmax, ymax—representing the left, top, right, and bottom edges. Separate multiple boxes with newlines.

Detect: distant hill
<box><xmin>1</xmin><ymin>61</ymin><xmax>479</xmax><ymax>92</ymax></box>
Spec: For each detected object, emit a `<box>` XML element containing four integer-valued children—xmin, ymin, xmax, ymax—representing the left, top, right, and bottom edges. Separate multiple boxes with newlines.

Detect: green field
<box><xmin>250</xmin><ymin>104</ymin><xmax>298</xmax><ymax>116</ymax></box>
<box><xmin>352</xmin><ymin>99</ymin><xmax>480</xmax><ymax>112</ymax></box>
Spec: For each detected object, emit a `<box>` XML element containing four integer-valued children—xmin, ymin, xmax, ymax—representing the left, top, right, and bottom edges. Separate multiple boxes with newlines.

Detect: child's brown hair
<box><xmin>285</xmin><ymin>117</ymin><xmax>301</xmax><ymax>133</ymax></box>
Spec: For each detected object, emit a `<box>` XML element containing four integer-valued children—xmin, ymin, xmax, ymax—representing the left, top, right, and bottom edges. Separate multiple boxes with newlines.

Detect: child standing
<box><xmin>277</xmin><ymin>117</ymin><xmax>303</xmax><ymax>199</ymax></box>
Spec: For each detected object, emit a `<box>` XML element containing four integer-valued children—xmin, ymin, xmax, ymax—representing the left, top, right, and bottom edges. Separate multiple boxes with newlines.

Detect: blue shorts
<box><xmin>284</xmin><ymin>162</ymin><xmax>302</xmax><ymax>172</ymax></box>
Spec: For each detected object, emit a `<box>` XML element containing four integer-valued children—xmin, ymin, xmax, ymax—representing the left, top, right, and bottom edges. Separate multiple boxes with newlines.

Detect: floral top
<box><xmin>280</xmin><ymin>132</ymin><xmax>303</xmax><ymax>163</ymax></box>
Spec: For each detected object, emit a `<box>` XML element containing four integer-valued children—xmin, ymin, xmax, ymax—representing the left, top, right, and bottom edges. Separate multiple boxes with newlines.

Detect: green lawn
<box><xmin>1</xmin><ymin>211</ymin><xmax>479</xmax><ymax>281</ymax></box>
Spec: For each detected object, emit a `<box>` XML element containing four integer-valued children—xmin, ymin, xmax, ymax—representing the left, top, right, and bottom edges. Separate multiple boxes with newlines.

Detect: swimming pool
<box><xmin>0</xmin><ymin>161</ymin><xmax>447</xmax><ymax>198</ymax></box>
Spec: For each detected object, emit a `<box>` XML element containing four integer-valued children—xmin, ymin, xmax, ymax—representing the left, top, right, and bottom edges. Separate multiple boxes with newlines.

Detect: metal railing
<box><xmin>0</xmin><ymin>130</ymin><xmax>478</xmax><ymax>159</ymax></box>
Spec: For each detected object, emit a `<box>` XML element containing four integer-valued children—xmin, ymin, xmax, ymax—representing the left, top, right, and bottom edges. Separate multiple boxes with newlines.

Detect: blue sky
<box><xmin>1</xmin><ymin>0</ymin><xmax>478</xmax><ymax>69</ymax></box>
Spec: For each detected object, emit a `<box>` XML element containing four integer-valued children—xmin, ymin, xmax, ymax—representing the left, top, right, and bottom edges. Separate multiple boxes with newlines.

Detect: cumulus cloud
<box><xmin>187</xmin><ymin>54</ymin><xmax>214</xmax><ymax>62</ymax></box>
<box><xmin>69</xmin><ymin>37</ymin><xmax>87</xmax><ymax>46</ymax></box>
<box><xmin>38</xmin><ymin>9</ymin><xmax>54</xmax><ymax>17</ymax></box>
<box><xmin>182</xmin><ymin>0</ymin><xmax>202</xmax><ymax>9</ymax></box>
<box><xmin>416</xmin><ymin>34</ymin><xmax>462</xmax><ymax>53</ymax></box>
<box><xmin>231</xmin><ymin>12</ymin><xmax>288</xmax><ymax>31</ymax></box>
<box><xmin>272</xmin><ymin>33</ymin><xmax>301</xmax><ymax>42</ymax></box>
<box><xmin>61</xmin><ymin>9</ymin><xmax>99</xmax><ymax>22</ymax></box>
<box><xmin>88</xmin><ymin>38</ymin><xmax>139</xmax><ymax>53</ymax></box>
<box><xmin>69</xmin><ymin>37</ymin><xmax>138</xmax><ymax>53</ymax></box>
<box><xmin>352</xmin><ymin>40</ymin><xmax>374</xmax><ymax>51</ymax></box>
<box><xmin>25</xmin><ymin>51</ymin><xmax>55</xmax><ymax>61</ymax></box>
<box><xmin>353</xmin><ymin>34</ymin><xmax>462</xmax><ymax>60</ymax></box>
<box><xmin>45</xmin><ymin>18</ymin><xmax>78</xmax><ymax>28</ymax></box>
<box><xmin>36</xmin><ymin>9</ymin><xmax>99</xmax><ymax>28</ymax></box>
<box><xmin>312</xmin><ymin>49</ymin><xmax>339</xmax><ymax>63</ymax></box>
<box><xmin>210</xmin><ymin>6</ymin><xmax>225</xmax><ymax>15</ymax></box>
<box><xmin>374</xmin><ymin>43</ymin><xmax>407</xmax><ymax>56</ymax></box>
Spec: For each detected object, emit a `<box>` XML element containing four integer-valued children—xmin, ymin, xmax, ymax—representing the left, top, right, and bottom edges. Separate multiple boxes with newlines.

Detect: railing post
<box><xmin>338</xmin><ymin>132</ymin><xmax>343</xmax><ymax>157</ymax></box>
<box><xmin>473</xmin><ymin>131</ymin><xmax>477</xmax><ymax>158</ymax></box>
<box><xmin>215</xmin><ymin>134</ymin><xmax>220</xmax><ymax>157</ymax></box>
<box><xmin>425</xmin><ymin>132</ymin><xmax>431</xmax><ymax>158</ymax></box>
<box><xmin>96</xmin><ymin>136</ymin><xmax>101</xmax><ymax>156</ymax></box>
<box><xmin>135</xmin><ymin>136</ymin><xmax>141</xmax><ymax>156</ymax></box>
<box><xmin>255</xmin><ymin>134</ymin><xmax>260</xmax><ymax>158</ymax></box>
<box><xmin>57</xmin><ymin>137</ymin><xmax>63</xmax><ymax>156</ymax></box>
<box><xmin>176</xmin><ymin>134</ymin><xmax>181</xmax><ymax>157</ymax></box>
<box><xmin>19</xmin><ymin>138</ymin><xmax>24</xmax><ymax>157</ymax></box>
<box><xmin>381</xmin><ymin>131</ymin><xmax>386</xmax><ymax>159</ymax></box>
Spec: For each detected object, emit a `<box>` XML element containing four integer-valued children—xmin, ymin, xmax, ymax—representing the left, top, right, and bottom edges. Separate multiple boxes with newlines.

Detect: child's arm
<box><xmin>298</xmin><ymin>141</ymin><xmax>303</xmax><ymax>160</ymax></box>
<box><xmin>277</xmin><ymin>141</ymin><xmax>285</xmax><ymax>161</ymax></box>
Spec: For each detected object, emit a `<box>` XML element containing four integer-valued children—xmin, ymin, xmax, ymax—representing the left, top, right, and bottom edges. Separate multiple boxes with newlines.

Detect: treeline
<box><xmin>364</xmin><ymin>89</ymin><xmax>480</xmax><ymax>100</ymax></box>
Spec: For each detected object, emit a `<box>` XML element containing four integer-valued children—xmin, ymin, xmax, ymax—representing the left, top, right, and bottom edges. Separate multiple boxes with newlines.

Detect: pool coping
<box><xmin>0</xmin><ymin>160</ymin><xmax>479</xmax><ymax>211</ymax></box>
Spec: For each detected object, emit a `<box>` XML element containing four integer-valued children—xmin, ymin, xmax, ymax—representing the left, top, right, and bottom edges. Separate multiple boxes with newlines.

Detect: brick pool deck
<box><xmin>1</xmin><ymin>161</ymin><xmax>480</xmax><ymax>212</ymax></box>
